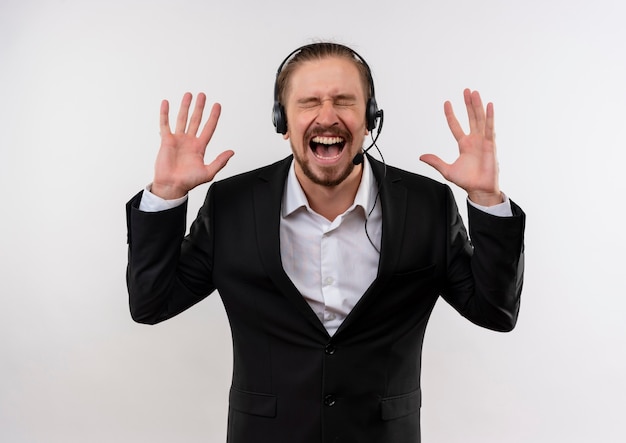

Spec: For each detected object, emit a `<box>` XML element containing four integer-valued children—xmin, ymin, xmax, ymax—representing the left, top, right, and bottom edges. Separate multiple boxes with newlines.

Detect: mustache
<box><xmin>305</xmin><ymin>125</ymin><xmax>353</xmax><ymax>142</ymax></box>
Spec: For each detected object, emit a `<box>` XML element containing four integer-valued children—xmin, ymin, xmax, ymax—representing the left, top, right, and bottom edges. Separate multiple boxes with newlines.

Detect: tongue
<box><xmin>315</xmin><ymin>144</ymin><xmax>341</xmax><ymax>158</ymax></box>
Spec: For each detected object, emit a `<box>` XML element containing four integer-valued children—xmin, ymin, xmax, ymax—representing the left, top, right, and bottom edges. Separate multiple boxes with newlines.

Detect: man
<box><xmin>126</xmin><ymin>43</ymin><xmax>525</xmax><ymax>443</ymax></box>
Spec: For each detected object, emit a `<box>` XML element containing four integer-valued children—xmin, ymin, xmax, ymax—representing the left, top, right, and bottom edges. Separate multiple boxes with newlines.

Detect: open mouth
<box><xmin>309</xmin><ymin>136</ymin><xmax>346</xmax><ymax>160</ymax></box>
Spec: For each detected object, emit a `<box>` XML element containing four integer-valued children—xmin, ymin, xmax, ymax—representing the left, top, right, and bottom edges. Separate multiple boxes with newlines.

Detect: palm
<box><xmin>421</xmin><ymin>89</ymin><xmax>501</xmax><ymax>206</ymax></box>
<box><xmin>152</xmin><ymin>93</ymin><xmax>234</xmax><ymax>200</ymax></box>
<box><xmin>442</xmin><ymin>121</ymin><xmax>498</xmax><ymax>193</ymax></box>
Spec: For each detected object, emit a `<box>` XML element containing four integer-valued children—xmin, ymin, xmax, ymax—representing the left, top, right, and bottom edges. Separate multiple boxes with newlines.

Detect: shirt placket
<box><xmin>319</xmin><ymin>217</ymin><xmax>345</xmax><ymax>333</ymax></box>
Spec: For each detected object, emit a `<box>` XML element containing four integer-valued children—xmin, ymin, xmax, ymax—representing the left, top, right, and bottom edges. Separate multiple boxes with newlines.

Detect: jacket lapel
<box><xmin>253</xmin><ymin>156</ymin><xmax>329</xmax><ymax>337</ymax></box>
<box><xmin>334</xmin><ymin>157</ymin><xmax>408</xmax><ymax>336</ymax></box>
<box><xmin>371</xmin><ymin>157</ymin><xmax>407</xmax><ymax>280</ymax></box>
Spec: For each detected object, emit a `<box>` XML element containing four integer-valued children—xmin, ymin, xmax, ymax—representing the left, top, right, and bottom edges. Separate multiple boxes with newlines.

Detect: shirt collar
<box><xmin>282</xmin><ymin>155</ymin><xmax>378</xmax><ymax>219</ymax></box>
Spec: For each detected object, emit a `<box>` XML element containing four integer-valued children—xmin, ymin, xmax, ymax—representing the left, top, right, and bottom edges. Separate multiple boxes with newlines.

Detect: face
<box><xmin>283</xmin><ymin>56</ymin><xmax>369</xmax><ymax>188</ymax></box>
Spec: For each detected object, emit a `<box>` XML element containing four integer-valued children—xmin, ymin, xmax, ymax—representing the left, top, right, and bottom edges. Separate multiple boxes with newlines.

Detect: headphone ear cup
<box><xmin>366</xmin><ymin>97</ymin><xmax>379</xmax><ymax>131</ymax></box>
<box><xmin>272</xmin><ymin>102</ymin><xmax>287</xmax><ymax>134</ymax></box>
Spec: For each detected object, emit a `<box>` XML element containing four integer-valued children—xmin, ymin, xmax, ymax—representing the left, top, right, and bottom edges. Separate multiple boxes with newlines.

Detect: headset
<box><xmin>272</xmin><ymin>43</ymin><xmax>383</xmax><ymax>136</ymax></box>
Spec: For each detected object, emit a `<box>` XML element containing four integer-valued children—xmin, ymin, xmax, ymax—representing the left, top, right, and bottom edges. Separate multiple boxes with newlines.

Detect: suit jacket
<box><xmin>126</xmin><ymin>155</ymin><xmax>525</xmax><ymax>443</ymax></box>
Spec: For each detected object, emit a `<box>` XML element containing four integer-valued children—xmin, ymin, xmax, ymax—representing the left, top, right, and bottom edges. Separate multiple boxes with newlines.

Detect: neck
<box><xmin>296</xmin><ymin>165</ymin><xmax>363</xmax><ymax>221</ymax></box>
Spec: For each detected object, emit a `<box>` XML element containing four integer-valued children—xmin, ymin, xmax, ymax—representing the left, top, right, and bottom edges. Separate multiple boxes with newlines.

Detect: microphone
<box><xmin>353</xmin><ymin>142</ymin><xmax>375</xmax><ymax>165</ymax></box>
<box><xmin>353</xmin><ymin>109</ymin><xmax>384</xmax><ymax>165</ymax></box>
<box><xmin>352</xmin><ymin>152</ymin><xmax>365</xmax><ymax>165</ymax></box>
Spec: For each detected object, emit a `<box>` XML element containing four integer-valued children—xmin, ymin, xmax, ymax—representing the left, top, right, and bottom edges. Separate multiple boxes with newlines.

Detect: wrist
<box><xmin>150</xmin><ymin>182</ymin><xmax>188</xmax><ymax>200</ymax></box>
<box><xmin>467</xmin><ymin>190</ymin><xmax>503</xmax><ymax>207</ymax></box>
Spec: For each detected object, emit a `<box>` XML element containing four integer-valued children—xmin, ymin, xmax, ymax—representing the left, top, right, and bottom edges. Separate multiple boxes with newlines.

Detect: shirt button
<box><xmin>323</xmin><ymin>276</ymin><xmax>334</xmax><ymax>286</ymax></box>
<box><xmin>324</xmin><ymin>395</ymin><xmax>336</xmax><ymax>407</ymax></box>
<box><xmin>325</xmin><ymin>344</ymin><xmax>336</xmax><ymax>355</ymax></box>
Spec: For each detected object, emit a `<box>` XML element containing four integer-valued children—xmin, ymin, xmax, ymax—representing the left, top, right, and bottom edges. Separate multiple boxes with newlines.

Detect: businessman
<box><xmin>126</xmin><ymin>42</ymin><xmax>525</xmax><ymax>443</ymax></box>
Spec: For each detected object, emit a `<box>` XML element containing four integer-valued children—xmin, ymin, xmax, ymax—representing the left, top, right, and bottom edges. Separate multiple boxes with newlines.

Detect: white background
<box><xmin>1</xmin><ymin>0</ymin><xmax>625</xmax><ymax>441</ymax></box>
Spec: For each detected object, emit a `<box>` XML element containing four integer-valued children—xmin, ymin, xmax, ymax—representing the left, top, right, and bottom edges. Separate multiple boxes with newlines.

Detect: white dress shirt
<box><xmin>279</xmin><ymin>157</ymin><xmax>382</xmax><ymax>336</ymax></box>
<box><xmin>138</xmin><ymin>157</ymin><xmax>512</xmax><ymax>336</ymax></box>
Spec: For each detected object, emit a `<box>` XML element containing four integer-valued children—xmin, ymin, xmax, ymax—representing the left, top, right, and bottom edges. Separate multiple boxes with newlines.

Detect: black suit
<box><xmin>126</xmin><ymin>155</ymin><xmax>525</xmax><ymax>443</ymax></box>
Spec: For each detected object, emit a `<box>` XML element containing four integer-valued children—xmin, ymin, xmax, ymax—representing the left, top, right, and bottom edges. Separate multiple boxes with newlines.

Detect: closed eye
<box><xmin>334</xmin><ymin>95</ymin><xmax>357</xmax><ymax>107</ymax></box>
<box><xmin>296</xmin><ymin>95</ymin><xmax>358</xmax><ymax>109</ymax></box>
<box><xmin>297</xmin><ymin>98</ymin><xmax>321</xmax><ymax>109</ymax></box>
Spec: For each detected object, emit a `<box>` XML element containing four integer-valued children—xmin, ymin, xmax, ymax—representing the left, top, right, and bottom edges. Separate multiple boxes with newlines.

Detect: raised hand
<box><xmin>152</xmin><ymin>92</ymin><xmax>234</xmax><ymax>200</ymax></box>
<box><xmin>420</xmin><ymin>89</ymin><xmax>502</xmax><ymax>206</ymax></box>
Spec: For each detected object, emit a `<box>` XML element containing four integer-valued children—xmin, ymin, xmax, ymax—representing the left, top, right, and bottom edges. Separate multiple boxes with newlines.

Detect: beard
<box><xmin>292</xmin><ymin>125</ymin><xmax>358</xmax><ymax>187</ymax></box>
<box><xmin>295</xmin><ymin>152</ymin><xmax>356</xmax><ymax>187</ymax></box>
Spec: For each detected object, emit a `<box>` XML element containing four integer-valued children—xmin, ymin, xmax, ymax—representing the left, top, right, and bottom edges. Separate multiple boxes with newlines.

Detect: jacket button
<box><xmin>325</xmin><ymin>344</ymin><xmax>336</xmax><ymax>355</ymax></box>
<box><xmin>324</xmin><ymin>395</ymin><xmax>336</xmax><ymax>407</ymax></box>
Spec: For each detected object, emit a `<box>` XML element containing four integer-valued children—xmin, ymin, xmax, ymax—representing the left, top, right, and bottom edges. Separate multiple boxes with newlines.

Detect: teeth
<box><xmin>312</xmin><ymin>136</ymin><xmax>344</xmax><ymax>145</ymax></box>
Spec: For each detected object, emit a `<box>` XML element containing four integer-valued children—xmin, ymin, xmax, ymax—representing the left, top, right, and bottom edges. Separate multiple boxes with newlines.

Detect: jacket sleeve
<box><xmin>125</xmin><ymin>188</ymin><xmax>216</xmax><ymax>324</ymax></box>
<box><xmin>441</xmin><ymin>188</ymin><xmax>526</xmax><ymax>332</ymax></box>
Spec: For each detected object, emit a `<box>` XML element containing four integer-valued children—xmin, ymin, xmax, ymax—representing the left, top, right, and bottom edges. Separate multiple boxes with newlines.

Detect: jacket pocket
<box><xmin>380</xmin><ymin>389</ymin><xmax>421</xmax><ymax>421</ymax></box>
<box><xmin>229</xmin><ymin>387</ymin><xmax>277</xmax><ymax>418</ymax></box>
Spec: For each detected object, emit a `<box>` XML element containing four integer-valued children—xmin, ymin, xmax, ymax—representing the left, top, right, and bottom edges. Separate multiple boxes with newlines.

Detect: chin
<box><xmin>296</xmin><ymin>153</ymin><xmax>357</xmax><ymax>188</ymax></box>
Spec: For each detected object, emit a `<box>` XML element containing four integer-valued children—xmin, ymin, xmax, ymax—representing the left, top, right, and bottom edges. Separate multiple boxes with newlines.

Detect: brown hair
<box><xmin>275</xmin><ymin>42</ymin><xmax>373</xmax><ymax>106</ymax></box>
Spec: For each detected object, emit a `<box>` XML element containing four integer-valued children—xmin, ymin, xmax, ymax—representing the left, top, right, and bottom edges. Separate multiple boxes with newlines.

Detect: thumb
<box><xmin>419</xmin><ymin>154</ymin><xmax>449</xmax><ymax>177</ymax></box>
<box><xmin>204</xmin><ymin>150</ymin><xmax>235</xmax><ymax>182</ymax></box>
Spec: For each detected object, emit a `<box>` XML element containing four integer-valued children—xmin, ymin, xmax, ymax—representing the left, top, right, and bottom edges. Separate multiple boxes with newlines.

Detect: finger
<box><xmin>463</xmin><ymin>88</ymin><xmax>479</xmax><ymax>133</ymax></box>
<box><xmin>444</xmin><ymin>101</ymin><xmax>466</xmax><ymax>142</ymax></box>
<box><xmin>419</xmin><ymin>153</ymin><xmax>450</xmax><ymax>178</ymax></box>
<box><xmin>187</xmin><ymin>92</ymin><xmax>206</xmax><ymax>136</ymax></box>
<box><xmin>470</xmin><ymin>90</ymin><xmax>486</xmax><ymax>134</ymax></box>
<box><xmin>485</xmin><ymin>101</ymin><xmax>495</xmax><ymax>142</ymax></box>
<box><xmin>198</xmin><ymin>103</ymin><xmax>222</xmax><ymax>146</ymax></box>
<box><xmin>175</xmin><ymin>92</ymin><xmax>193</xmax><ymax>134</ymax></box>
<box><xmin>159</xmin><ymin>99</ymin><xmax>171</xmax><ymax>136</ymax></box>
<box><xmin>204</xmin><ymin>150</ymin><xmax>235</xmax><ymax>182</ymax></box>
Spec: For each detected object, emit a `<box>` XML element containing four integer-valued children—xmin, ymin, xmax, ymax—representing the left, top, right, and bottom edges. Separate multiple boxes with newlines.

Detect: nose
<box><xmin>316</xmin><ymin>99</ymin><xmax>339</xmax><ymax>127</ymax></box>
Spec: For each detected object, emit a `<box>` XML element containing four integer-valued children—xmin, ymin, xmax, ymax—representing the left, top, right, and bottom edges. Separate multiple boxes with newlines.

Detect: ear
<box><xmin>283</xmin><ymin>131</ymin><xmax>290</xmax><ymax>140</ymax></box>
